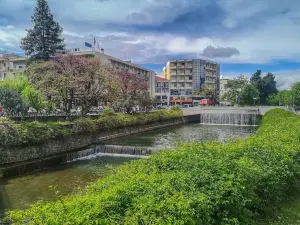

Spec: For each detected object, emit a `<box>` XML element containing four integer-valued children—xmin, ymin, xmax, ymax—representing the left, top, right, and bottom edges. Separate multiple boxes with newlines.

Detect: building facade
<box><xmin>155</xmin><ymin>76</ymin><xmax>170</xmax><ymax>106</ymax></box>
<box><xmin>0</xmin><ymin>54</ymin><xmax>27</xmax><ymax>80</ymax></box>
<box><xmin>163</xmin><ymin>59</ymin><xmax>220</xmax><ymax>104</ymax></box>
<box><xmin>71</xmin><ymin>50</ymin><xmax>156</xmax><ymax>98</ymax></box>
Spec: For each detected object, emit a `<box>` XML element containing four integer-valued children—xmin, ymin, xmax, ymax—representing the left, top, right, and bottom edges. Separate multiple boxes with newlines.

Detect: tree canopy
<box><xmin>28</xmin><ymin>54</ymin><xmax>114</xmax><ymax>114</ymax></box>
<box><xmin>21</xmin><ymin>0</ymin><xmax>65</xmax><ymax>60</ymax></box>
<box><xmin>250</xmin><ymin>71</ymin><xmax>278</xmax><ymax>104</ymax></box>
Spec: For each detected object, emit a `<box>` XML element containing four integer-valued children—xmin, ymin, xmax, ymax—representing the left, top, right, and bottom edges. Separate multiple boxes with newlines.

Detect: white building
<box><xmin>0</xmin><ymin>54</ymin><xmax>27</xmax><ymax>80</ymax></box>
<box><xmin>70</xmin><ymin>49</ymin><xmax>156</xmax><ymax>98</ymax></box>
<box><xmin>155</xmin><ymin>76</ymin><xmax>170</xmax><ymax>106</ymax></box>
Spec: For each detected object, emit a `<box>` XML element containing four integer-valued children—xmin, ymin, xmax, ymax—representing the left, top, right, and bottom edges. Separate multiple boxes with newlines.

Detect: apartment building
<box><xmin>163</xmin><ymin>59</ymin><xmax>220</xmax><ymax>103</ymax></box>
<box><xmin>71</xmin><ymin>49</ymin><xmax>156</xmax><ymax>98</ymax></box>
<box><xmin>0</xmin><ymin>54</ymin><xmax>27</xmax><ymax>80</ymax></box>
<box><xmin>155</xmin><ymin>76</ymin><xmax>170</xmax><ymax>106</ymax></box>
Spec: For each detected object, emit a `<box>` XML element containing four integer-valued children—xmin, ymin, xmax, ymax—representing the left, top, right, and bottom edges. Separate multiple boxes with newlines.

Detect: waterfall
<box><xmin>200</xmin><ymin>113</ymin><xmax>258</xmax><ymax>126</ymax></box>
<box><xmin>65</xmin><ymin>145</ymin><xmax>155</xmax><ymax>162</ymax></box>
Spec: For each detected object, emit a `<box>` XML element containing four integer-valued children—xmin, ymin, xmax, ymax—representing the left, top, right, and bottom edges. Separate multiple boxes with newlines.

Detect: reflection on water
<box><xmin>102</xmin><ymin>123</ymin><xmax>257</xmax><ymax>149</ymax></box>
<box><xmin>0</xmin><ymin>157</ymin><xmax>132</xmax><ymax>213</ymax></box>
<box><xmin>0</xmin><ymin>123</ymin><xmax>257</xmax><ymax>216</ymax></box>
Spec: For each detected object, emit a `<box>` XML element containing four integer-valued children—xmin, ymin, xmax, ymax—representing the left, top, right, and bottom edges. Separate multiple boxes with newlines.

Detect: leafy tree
<box><xmin>251</xmin><ymin>71</ymin><xmax>278</xmax><ymax>105</ymax></box>
<box><xmin>250</xmin><ymin>70</ymin><xmax>261</xmax><ymax>83</ymax></box>
<box><xmin>291</xmin><ymin>82</ymin><xmax>300</xmax><ymax>107</ymax></box>
<box><xmin>239</xmin><ymin>84</ymin><xmax>260</xmax><ymax>106</ymax></box>
<box><xmin>112</xmin><ymin>69</ymin><xmax>150</xmax><ymax>114</ymax></box>
<box><xmin>21</xmin><ymin>86</ymin><xmax>45</xmax><ymax>112</ymax></box>
<box><xmin>21</xmin><ymin>0</ymin><xmax>65</xmax><ymax>60</ymax></box>
<box><xmin>259</xmin><ymin>73</ymin><xmax>278</xmax><ymax>104</ymax></box>
<box><xmin>0</xmin><ymin>86</ymin><xmax>21</xmax><ymax>111</ymax></box>
<box><xmin>222</xmin><ymin>75</ymin><xmax>249</xmax><ymax>105</ymax></box>
<box><xmin>28</xmin><ymin>54</ymin><xmax>113</xmax><ymax>115</ymax></box>
<box><xmin>0</xmin><ymin>75</ymin><xmax>45</xmax><ymax>115</ymax></box>
<box><xmin>266</xmin><ymin>90</ymin><xmax>292</xmax><ymax>106</ymax></box>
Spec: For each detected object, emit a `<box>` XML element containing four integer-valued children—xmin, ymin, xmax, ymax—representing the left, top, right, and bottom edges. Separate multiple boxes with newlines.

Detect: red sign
<box><xmin>200</xmin><ymin>99</ymin><xmax>213</xmax><ymax>105</ymax></box>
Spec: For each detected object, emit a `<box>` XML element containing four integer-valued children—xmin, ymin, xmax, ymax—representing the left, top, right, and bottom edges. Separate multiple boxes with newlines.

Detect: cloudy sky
<box><xmin>1</xmin><ymin>0</ymin><xmax>300</xmax><ymax>89</ymax></box>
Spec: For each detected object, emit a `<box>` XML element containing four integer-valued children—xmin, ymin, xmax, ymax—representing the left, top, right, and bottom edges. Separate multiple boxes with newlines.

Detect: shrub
<box><xmin>0</xmin><ymin>110</ymin><xmax>182</xmax><ymax>147</ymax></box>
<box><xmin>103</xmin><ymin>107</ymin><xmax>113</xmax><ymax>115</ymax></box>
<box><xmin>6</xmin><ymin>109</ymin><xmax>300</xmax><ymax>224</ymax></box>
<box><xmin>171</xmin><ymin>104</ymin><xmax>181</xmax><ymax>111</ymax></box>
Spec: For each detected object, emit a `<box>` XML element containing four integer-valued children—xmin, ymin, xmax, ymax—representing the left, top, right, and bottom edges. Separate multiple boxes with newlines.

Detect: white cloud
<box><xmin>274</xmin><ymin>70</ymin><xmax>300</xmax><ymax>90</ymax></box>
<box><xmin>0</xmin><ymin>25</ymin><xmax>24</xmax><ymax>48</ymax></box>
<box><xmin>1</xmin><ymin>0</ymin><xmax>300</xmax><ymax>68</ymax></box>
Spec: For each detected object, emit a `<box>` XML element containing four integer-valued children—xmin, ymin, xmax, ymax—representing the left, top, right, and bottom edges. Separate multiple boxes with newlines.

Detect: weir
<box><xmin>199</xmin><ymin>108</ymin><xmax>260</xmax><ymax>125</ymax></box>
<box><xmin>65</xmin><ymin>145</ymin><xmax>156</xmax><ymax>162</ymax></box>
<box><xmin>200</xmin><ymin>113</ymin><xmax>258</xmax><ymax>125</ymax></box>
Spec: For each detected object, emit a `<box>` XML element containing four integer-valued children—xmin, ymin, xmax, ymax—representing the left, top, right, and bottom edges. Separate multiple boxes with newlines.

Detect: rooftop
<box><xmin>155</xmin><ymin>76</ymin><xmax>170</xmax><ymax>82</ymax></box>
<box><xmin>72</xmin><ymin>50</ymin><xmax>155</xmax><ymax>73</ymax></box>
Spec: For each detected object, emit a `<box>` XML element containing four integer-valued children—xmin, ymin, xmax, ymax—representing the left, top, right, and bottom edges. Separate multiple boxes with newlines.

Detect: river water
<box><xmin>0</xmin><ymin>123</ymin><xmax>257</xmax><ymax>216</ymax></box>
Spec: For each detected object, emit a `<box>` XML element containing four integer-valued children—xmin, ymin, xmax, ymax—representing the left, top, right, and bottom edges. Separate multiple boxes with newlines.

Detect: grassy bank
<box><xmin>6</xmin><ymin>109</ymin><xmax>300</xmax><ymax>224</ymax></box>
<box><xmin>0</xmin><ymin>110</ymin><xmax>183</xmax><ymax>147</ymax></box>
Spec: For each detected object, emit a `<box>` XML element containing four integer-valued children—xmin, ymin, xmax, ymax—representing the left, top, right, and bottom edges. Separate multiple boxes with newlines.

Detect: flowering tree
<box><xmin>28</xmin><ymin>54</ymin><xmax>114</xmax><ymax>114</ymax></box>
<box><xmin>111</xmin><ymin>69</ymin><xmax>152</xmax><ymax>113</ymax></box>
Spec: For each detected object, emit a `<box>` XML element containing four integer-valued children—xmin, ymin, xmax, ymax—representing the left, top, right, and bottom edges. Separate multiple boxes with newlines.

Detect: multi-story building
<box><xmin>71</xmin><ymin>49</ymin><xmax>156</xmax><ymax>98</ymax></box>
<box><xmin>163</xmin><ymin>59</ymin><xmax>220</xmax><ymax>104</ymax></box>
<box><xmin>0</xmin><ymin>54</ymin><xmax>27</xmax><ymax>80</ymax></box>
<box><xmin>155</xmin><ymin>76</ymin><xmax>170</xmax><ymax>106</ymax></box>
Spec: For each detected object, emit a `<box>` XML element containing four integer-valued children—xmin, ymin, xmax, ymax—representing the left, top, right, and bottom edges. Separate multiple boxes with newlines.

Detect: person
<box><xmin>16</xmin><ymin>102</ymin><xmax>21</xmax><ymax>116</ymax></box>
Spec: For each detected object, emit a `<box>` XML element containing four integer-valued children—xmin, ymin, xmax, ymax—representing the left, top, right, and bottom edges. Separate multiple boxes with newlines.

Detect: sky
<box><xmin>1</xmin><ymin>0</ymin><xmax>300</xmax><ymax>90</ymax></box>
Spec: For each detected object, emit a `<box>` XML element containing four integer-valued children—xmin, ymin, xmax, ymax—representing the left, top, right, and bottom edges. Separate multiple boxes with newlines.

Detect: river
<box><xmin>0</xmin><ymin>123</ymin><xmax>257</xmax><ymax>217</ymax></box>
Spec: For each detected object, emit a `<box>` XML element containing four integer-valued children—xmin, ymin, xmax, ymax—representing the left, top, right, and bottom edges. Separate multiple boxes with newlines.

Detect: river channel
<box><xmin>0</xmin><ymin>123</ymin><xmax>257</xmax><ymax>217</ymax></box>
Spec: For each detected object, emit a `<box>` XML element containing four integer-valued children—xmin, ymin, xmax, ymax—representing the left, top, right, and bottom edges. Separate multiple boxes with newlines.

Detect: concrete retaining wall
<box><xmin>0</xmin><ymin>118</ymin><xmax>185</xmax><ymax>178</ymax></box>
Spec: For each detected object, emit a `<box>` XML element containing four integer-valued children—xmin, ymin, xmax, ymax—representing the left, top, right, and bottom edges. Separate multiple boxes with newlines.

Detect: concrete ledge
<box><xmin>0</xmin><ymin>118</ymin><xmax>185</xmax><ymax>178</ymax></box>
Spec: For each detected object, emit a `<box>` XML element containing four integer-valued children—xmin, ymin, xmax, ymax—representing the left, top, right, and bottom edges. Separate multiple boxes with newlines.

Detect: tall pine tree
<box><xmin>21</xmin><ymin>0</ymin><xmax>65</xmax><ymax>60</ymax></box>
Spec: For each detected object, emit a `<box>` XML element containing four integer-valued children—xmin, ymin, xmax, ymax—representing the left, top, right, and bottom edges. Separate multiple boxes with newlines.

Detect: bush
<box><xmin>0</xmin><ymin>110</ymin><xmax>183</xmax><ymax>147</ymax></box>
<box><xmin>103</xmin><ymin>107</ymin><xmax>113</xmax><ymax>115</ymax></box>
<box><xmin>6</xmin><ymin>109</ymin><xmax>300</xmax><ymax>224</ymax></box>
<box><xmin>171</xmin><ymin>104</ymin><xmax>181</xmax><ymax>111</ymax></box>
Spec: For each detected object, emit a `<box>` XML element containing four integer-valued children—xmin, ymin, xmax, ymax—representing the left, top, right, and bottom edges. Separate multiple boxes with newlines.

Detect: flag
<box><xmin>85</xmin><ymin>42</ymin><xmax>92</xmax><ymax>48</ymax></box>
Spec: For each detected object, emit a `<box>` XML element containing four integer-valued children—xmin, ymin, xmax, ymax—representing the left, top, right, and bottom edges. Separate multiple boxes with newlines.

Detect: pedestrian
<box><xmin>16</xmin><ymin>102</ymin><xmax>21</xmax><ymax>116</ymax></box>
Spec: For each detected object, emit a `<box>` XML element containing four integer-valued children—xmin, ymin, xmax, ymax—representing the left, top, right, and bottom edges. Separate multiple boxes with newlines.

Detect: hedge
<box><xmin>0</xmin><ymin>110</ymin><xmax>183</xmax><ymax>147</ymax></box>
<box><xmin>6</xmin><ymin>109</ymin><xmax>300</xmax><ymax>224</ymax></box>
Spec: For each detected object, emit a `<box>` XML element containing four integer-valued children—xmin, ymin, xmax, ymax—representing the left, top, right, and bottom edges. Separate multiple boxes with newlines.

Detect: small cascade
<box><xmin>65</xmin><ymin>145</ymin><xmax>155</xmax><ymax>162</ymax></box>
<box><xmin>200</xmin><ymin>113</ymin><xmax>258</xmax><ymax>126</ymax></box>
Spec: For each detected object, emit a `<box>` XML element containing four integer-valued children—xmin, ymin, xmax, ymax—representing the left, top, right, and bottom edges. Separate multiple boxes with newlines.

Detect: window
<box><xmin>3</xmin><ymin>63</ymin><xmax>6</xmax><ymax>67</ymax></box>
<box><xmin>19</xmin><ymin>65</ymin><xmax>23</xmax><ymax>69</ymax></box>
<box><xmin>182</xmin><ymin>63</ymin><xmax>185</xmax><ymax>66</ymax></box>
<box><xmin>189</xmin><ymin>76</ymin><xmax>192</xmax><ymax>80</ymax></box>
